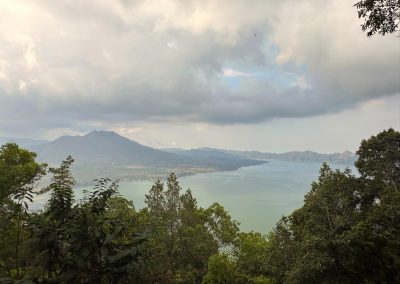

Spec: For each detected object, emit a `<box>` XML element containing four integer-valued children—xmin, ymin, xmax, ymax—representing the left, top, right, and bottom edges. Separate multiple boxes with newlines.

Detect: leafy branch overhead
<box><xmin>355</xmin><ymin>0</ymin><xmax>400</xmax><ymax>36</ymax></box>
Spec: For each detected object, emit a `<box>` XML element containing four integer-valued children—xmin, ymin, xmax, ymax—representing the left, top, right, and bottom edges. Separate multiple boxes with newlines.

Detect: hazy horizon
<box><xmin>1</xmin><ymin>129</ymin><xmax>364</xmax><ymax>154</ymax></box>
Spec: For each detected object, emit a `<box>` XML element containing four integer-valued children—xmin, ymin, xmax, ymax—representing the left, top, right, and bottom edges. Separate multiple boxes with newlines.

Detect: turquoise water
<box><xmin>33</xmin><ymin>160</ymin><xmax>356</xmax><ymax>234</ymax></box>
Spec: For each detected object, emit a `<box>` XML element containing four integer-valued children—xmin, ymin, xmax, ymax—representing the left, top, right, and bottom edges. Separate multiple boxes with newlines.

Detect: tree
<box><xmin>235</xmin><ymin>232</ymin><xmax>269</xmax><ymax>278</ymax></box>
<box><xmin>144</xmin><ymin>179</ymin><xmax>165</xmax><ymax>221</ymax></box>
<box><xmin>202</xmin><ymin>251</ymin><xmax>272</xmax><ymax>284</ymax></box>
<box><xmin>24</xmin><ymin>160</ymin><xmax>145</xmax><ymax>284</ymax></box>
<box><xmin>356</xmin><ymin>128</ymin><xmax>400</xmax><ymax>191</ymax></box>
<box><xmin>354</xmin><ymin>0</ymin><xmax>400</xmax><ymax>36</ymax></box>
<box><xmin>176</xmin><ymin>190</ymin><xmax>218</xmax><ymax>282</ymax></box>
<box><xmin>202</xmin><ymin>253</ymin><xmax>244</xmax><ymax>284</ymax></box>
<box><xmin>140</xmin><ymin>173</ymin><xmax>240</xmax><ymax>283</ymax></box>
<box><xmin>27</xmin><ymin>156</ymin><xmax>76</xmax><ymax>279</ymax></box>
<box><xmin>205</xmin><ymin>203</ymin><xmax>240</xmax><ymax>249</ymax></box>
<box><xmin>0</xmin><ymin>143</ymin><xmax>46</xmax><ymax>205</ymax></box>
<box><xmin>35</xmin><ymin>177</ymin><xmax>144</xmax><ymax>283</ymax></box>
<box><xmin>265</xmin><ymin>217</ymin><xmax>298</xmax><ymax>283</ymax></box>
<box><xmin>45</xmin><ymin>155</ymin><xmax>75</xmax><ymax>222</ymax></box>
<box><xmin>352</xmin><ymin>129</ymin><xmax>400</xmax><ymax>282</ymax></box>
<box><xmin>0</xmin><ymin>143</ymin><xmax>46</xmax><ymax>278</ymax></box>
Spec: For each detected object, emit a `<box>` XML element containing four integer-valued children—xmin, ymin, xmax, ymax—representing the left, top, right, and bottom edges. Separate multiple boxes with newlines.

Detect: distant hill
<box><xmin>28</xmin><ymin>131</ymin><xmax>265</xmax><ymax>184</ymax></box>
<box><xmin>163</xmin><ymin>147</ymin><xmax>267</xmax><ymax>169</ymax></box>
<box><xmin>222</xmin><ymin>149</ymin><xmax>357</xmax><ymax>165</ymax></box>
<box><xmin>165</xmin><ymin>148</ymin><xmax>357</xmax><ymax>165</ymax></box>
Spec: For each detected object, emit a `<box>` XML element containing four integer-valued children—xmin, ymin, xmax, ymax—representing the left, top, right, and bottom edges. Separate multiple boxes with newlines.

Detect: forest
<box><xmin>0</xmin><ymin>129</ymin><xmax>399</xmax><ymax>283</ymax></box>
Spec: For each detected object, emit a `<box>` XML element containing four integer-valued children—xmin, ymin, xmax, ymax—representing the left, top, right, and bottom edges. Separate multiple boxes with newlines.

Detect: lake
<box><xmin>33</xmin><ymin>160</ymin><xmax>356</xmax><ymax>234</ymax></box>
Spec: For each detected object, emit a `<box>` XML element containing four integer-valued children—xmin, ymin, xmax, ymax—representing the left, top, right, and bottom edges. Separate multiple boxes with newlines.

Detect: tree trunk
<box><xmin>1</xmin><ymin>229</ymin><xmax>10</xmax><ymax>275</ymax></box>
<box><xmin>15</xmin><ymin>210</ymin><xmax>22</xmax><ymax>278</ymax></box>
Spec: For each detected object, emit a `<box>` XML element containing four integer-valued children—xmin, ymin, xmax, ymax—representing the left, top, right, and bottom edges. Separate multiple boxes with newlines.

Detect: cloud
<box><xmin>118</xmin><ymin>127</ymin><xmax>143</xmax><ymax>134</ymax></box>
<box><xmin>222</xmin><ymin>68</ymin><xmax>253</xmax><ymax>77</ymax></box>
<box><xmin>291</xmin><ymin>76</ymin><xmax>312</xmax><ymax>90</ymax></box>
<box><xmin>0</xmin><ymin>0</ymin><xmax>398</xmax><ymax>137</ymax></box>
<box><xmin>18</xmin><ymin>80</ymin><xmax>27</xmax><ymax>92</ymax></box>
<box><xmin>270</xmin><ymin>0</ymin><xmax>399</xmax><ymax>100</ymax></box>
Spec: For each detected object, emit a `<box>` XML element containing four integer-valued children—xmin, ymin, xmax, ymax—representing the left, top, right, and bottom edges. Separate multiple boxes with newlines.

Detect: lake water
<box><xmin>33</xmin><ymin>160</ymin><xmax>356</xmax><ymax>234</ymax></box>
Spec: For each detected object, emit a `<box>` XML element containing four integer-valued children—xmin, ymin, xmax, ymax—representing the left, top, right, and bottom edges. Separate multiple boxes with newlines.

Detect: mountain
<box><xmin>31</xmin><ymin>130</ymin><xmax>188</xmax><ymax>167</ymax></box>
<box><xmin>29</xmin><ymin>131</ymin><xmax>265</xmax><ymax>184</ymax></box>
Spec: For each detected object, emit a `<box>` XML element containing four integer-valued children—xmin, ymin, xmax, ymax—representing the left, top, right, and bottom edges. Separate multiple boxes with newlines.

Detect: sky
<box><xmin>0</xmin><ymin>0</ymin><xmax>399</xmax><ymax>153</ymax></box>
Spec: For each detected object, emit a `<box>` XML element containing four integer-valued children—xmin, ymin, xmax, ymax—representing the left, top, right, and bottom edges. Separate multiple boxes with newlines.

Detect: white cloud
<box><xmin>18</xmin><ymin>80</ymin><xmax>27</xmax><ymax>92</ymax></box>
<box><xmin>0</xmin><ymin>59</ymin><xmax>9</xmax><ymax>81</ymax></box>
<box><xmin>24</xmin><ymin>42</ymin><xmax>38</xmax><ymax>70</ymax></box>
<box><xmin>222</xmin><ymin>68</ymin><xmax>253</xmax><ymax>77</ymax></box>
<box><xmin>166</xmin><ymin>41</ymin><xmax>177</xmax><ymax>48</ymax></box>
<box><xmin>118</xmin><ymin>127</ymin><xmax>143</xmax><ymax>134</ymax></box>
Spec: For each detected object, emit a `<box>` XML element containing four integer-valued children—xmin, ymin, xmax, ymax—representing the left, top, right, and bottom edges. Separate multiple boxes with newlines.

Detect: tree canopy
<box><xmin>354</xmin><ymin>0</ymin><xmax>400</xmax><ymax>36</ymax></box>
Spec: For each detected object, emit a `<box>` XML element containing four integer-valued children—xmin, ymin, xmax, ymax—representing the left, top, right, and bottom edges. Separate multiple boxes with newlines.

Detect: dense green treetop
<box><xmin>356</xmin><ymin>128</ymin><xmax>400</xmax><ymax>191</ymax></box>
<box><xmin>0</xmin><ymin>143</ymin><xmax>46</xmax><ymax>206</ymax></box>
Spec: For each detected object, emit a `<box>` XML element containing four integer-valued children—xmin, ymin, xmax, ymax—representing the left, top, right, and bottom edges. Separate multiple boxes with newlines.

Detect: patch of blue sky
<box><xmin>219</xmin><ymin>37</ymin><xmax>311</xmax><ymax>91</ymax></box>
<box><xmin>221</xmin><ymin>63</ymin><xmax>306</xmax><ymax>91</ymax></box>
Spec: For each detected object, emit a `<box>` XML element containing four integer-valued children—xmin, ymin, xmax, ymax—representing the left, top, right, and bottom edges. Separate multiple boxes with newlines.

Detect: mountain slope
<box><xmin>31</xmin><ymin>130</ymin><xmax>188</xmax><ymax>167</ymax></box>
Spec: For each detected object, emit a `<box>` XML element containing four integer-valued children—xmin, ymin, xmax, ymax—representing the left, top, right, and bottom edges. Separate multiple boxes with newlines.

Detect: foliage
<box><xmin>0</xmin><ymin>143</ymin><xmax>47</xmax><ymax>205</ymax></box>
<box><xmin>45</xmin><ymin>155</ymin><xmax>75</xmax><ymax>222</ymax></box>
<box><xmin>202</xmin><ymin>251</ymin><xmax>272</xmax><ymax>284</ymax></box>
<box><xmin>138</xmin><ymin>173</ymin><xmax>239</xmax><ymax>283</ymax></box>
<box><xmin>50</xmin><ymin>178</ymin><xmax>145</xmax><ymax>283</ymax></box>
<box><xmin>354</xmin><ymin>0</ymin><xmax>400</xmax><ymax>36</ymax></box>
<box><xmin>266</xmin><ymin>128</ymin><xmax>400</xmax><ymax>283</ymax></box>
<box><xmin>236</xmin><ymin>232</ymin><xmax>269</xmax><ymax>278</ymax></box>
<box><xmin>0</xmin><ymin>156</ymin><xmax>145</xmax><ymax>283</ymax></box>
<box><xmin>356</xmin><ymin>128</ymin><xmax>400</xmax><ymax>191</ymax></box>
<box><xmin>202</xmin><ymin>253</ymin><xmax>244</xmax><ymax>284</ymax></box>
<box><xmin>0</xmin><ymin>143</ymin><xmax>46</xmax><ymax>278</ymax></box>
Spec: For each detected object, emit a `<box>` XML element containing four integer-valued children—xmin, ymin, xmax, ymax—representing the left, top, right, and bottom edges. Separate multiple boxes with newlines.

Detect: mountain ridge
<box><xmin>163</xmin><ymin>148</ymin><xmax>357</xmax><ymax>165</ymax></box>
<box><xmin>217</xmin><ymin>149</ymin><xmax>356</xmax><ymax>165</ymax></box>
